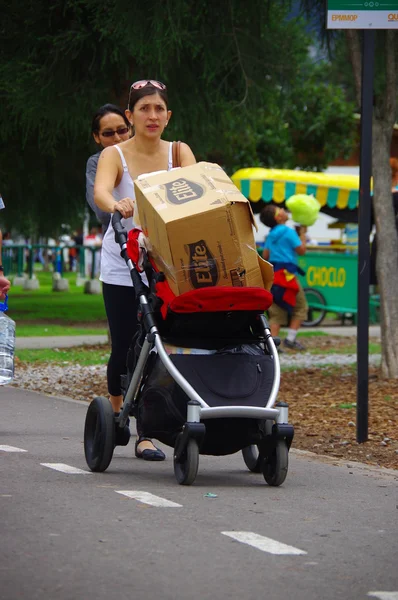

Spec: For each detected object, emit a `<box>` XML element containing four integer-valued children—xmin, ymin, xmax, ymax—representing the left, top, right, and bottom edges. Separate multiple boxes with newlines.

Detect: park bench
<box><xmin>305</xmin><ymin>294</ymin><xmax>380</xmax><ymax>326</ymax></box>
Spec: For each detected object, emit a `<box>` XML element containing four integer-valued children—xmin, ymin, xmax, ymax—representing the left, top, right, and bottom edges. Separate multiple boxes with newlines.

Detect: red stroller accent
<box><xmin>84</xmin><ymin>213</ymin><xmax>294</xmax><ymax>486</ymax></box>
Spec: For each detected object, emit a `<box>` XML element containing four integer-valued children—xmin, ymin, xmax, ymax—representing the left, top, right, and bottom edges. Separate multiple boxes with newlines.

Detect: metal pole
<box><xmin>357</xmin><ymin>29</ymin><xmax>375</xmax><ymax>444</ymax></box>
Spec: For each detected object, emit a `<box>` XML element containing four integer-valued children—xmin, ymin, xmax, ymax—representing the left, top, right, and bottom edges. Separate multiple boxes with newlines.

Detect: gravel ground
<box><xmin>12</xmin><ymin>363</ymin><xmax>108</xmax><ymax>403</ymax></box>
<box><xmin>279</xmin><ymin>352</ymin><xmax>381</xmax><ymax>367</ymax></box>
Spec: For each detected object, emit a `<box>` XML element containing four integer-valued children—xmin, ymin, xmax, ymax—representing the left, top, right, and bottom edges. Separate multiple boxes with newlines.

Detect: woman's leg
<box><xmin>102</xmin><ymin>282</ymin><xmax>138</xmax><ymax>412</ymax></box>
<box><xmin>102</xmin><ymin>282</ymin><xmax>165</xmax><ymax>459</ymax></box>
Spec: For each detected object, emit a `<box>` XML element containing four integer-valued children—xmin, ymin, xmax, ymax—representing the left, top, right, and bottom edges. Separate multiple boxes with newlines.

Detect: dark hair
<box><xmin>260</xmin><ymin>205</ymin><xmax>278</xmax><ymax>228</ymax></box>
<box><xmin>91</xmin><ymin>104</ymin><xmax>130</xmax><ymax>134</ymax></box>
<box><xmin>128</xmin><ymin>83</ymin><xmax>168</xmax><ymax>111</ymax></box>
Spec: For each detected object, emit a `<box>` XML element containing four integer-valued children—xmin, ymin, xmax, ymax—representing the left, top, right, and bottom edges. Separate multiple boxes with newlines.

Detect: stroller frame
<box><xmin>84</xmin><ymin>213</ymin><xmax>294</xmax><ymax>486</ymax></box>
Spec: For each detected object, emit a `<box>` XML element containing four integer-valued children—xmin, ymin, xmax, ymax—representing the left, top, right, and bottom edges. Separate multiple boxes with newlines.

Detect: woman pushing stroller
<box><xmin>94</xmin><ymin>79</ymin><xmax>196</xmax><ymax>461</ymax></box>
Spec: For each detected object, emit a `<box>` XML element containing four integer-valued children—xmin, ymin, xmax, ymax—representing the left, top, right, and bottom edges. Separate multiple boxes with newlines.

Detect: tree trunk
<box><xmin>346</xmin><ymin>30</ymin><xmax>398</xmax><ymax>378</ymax></box>
<box><xmin>372</xmin><ymin>31</ymin><xmax>398</xmax><ymax>378</ymax></box>
<box><xmin>372</xmin><ymin>119</ymin><xmax>398</xmax><ymax>378</ymax></box>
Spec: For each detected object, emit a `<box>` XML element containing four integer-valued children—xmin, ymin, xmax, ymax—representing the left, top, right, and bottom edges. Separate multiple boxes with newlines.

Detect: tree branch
<box><xmin>229</xmin><ymin>0</ymin><xmax>249</xmax><ymax>107</ymax></box>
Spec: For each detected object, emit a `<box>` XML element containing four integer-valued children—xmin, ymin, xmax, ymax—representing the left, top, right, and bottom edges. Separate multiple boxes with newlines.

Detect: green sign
<box><xmin>327</xmin><ymin>0</ymin><xmax>398</xmax><ymax>28</ymax></box>
<box><xmin>328</xmin><ymin>1</ymin><xmax>398</xmax><ymax>8</ymax></box>
<box><xmin>298</xmin><ymin>252</ymin><xmax>358</xmax><ymax>311</ymax></box>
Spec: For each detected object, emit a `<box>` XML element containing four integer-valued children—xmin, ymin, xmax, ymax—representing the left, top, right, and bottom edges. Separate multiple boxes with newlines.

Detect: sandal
<box><xmin>135</xmin><ymin>437</ymin><xmax>166</xmax><ymax>461</ymax></box>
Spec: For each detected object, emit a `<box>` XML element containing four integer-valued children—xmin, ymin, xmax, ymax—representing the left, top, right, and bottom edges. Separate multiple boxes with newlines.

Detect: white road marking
<box><xmin>0</xmin><ymin>445</ymin><xmax>27</xmax><ymax>453</ymax></box>
<box><xmin>41</xmin><ymin>463</ymin><xmax>91</xmax><ymax>474</ymax></box>
<box><xmin>116</xmin><ymin>490</ymin><xmax>182</xmax><ymax>507</ymax></box>
<box><xmin>368</xmin><ymin>593</ymin><xmax>398</xmax><ymax>600</ymax></box>
<box><xmin>222</xmin><ymin>531</ymin><xmax>307</xmax><ymax>555</ymax></box>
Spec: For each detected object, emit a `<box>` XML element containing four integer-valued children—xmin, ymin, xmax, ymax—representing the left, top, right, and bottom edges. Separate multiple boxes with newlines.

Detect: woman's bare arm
<box><xmin>94</xmin><ymin>146</ymin><xmax>134</xmax><ymax>218</ymax></box>
<box><xmin>94</xmin><ymin>147</ymin><xmax>122</xmax><ymax>213</ymax></box>
<box><xmin>180</xmin><ymin>142</ymin><xmax>196</xmax><ymax>167</ymax></box>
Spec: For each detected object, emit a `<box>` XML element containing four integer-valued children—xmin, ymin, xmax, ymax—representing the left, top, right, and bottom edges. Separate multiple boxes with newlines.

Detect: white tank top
<box><xmin>99</xmin><ymin>142</ymin><xmax>174</xmax><ymax>287</ymax></box>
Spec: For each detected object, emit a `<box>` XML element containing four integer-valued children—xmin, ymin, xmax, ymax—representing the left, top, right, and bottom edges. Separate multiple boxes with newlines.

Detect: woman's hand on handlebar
<box><xmin>113</xmin><ymin>197</ymin><xmax>135</xmax><ymax>219</ymax></box>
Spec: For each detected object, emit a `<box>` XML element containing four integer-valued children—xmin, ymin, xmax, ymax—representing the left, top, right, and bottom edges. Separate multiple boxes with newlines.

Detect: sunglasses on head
<box><xmin>100</xmin><ymin>126</ymin><xmax>130</xmax><ymax>138</ymax></box>
<box><xmin>128</xmin><ymin>80</ymin><xmax>167</xmax><ymax>108</ymax></box>
<box><xmin>131</xmin><ymin>80</ymin><xmax>166</xmax><ymax>91</ymax></box>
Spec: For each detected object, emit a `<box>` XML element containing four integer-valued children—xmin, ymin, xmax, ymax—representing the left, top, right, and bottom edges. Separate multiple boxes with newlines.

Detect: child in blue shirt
<box><xmin>261</xmin><ymin>204</ymin><xmax>308</xmax><ymax>351</ymax></box>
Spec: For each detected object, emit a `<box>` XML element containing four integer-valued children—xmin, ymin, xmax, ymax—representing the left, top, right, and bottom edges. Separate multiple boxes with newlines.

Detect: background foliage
<box><xmin>0</xmin><ymin>0</ymin><xmax>355</xmax><ymax>236</ymax></box>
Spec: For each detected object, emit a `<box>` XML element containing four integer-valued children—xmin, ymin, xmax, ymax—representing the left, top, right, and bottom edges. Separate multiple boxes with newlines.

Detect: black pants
<box><xmin>102</xmin><ymin>282</ymin><xmax>139</xmax><ymax>397</ymax></box>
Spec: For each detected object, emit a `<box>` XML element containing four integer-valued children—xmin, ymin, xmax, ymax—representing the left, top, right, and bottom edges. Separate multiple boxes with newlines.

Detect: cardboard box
<box><xmin>134</xmin><ymin>162</ymin><xmax>273</xmax><ymax>296</ymax></box>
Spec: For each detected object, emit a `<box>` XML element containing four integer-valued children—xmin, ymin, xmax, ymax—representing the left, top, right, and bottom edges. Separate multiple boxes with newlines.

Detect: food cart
<box><xmin>231</xmin><ymin>168</ymin><xmax>379</xmax><ymax>326</ymax></box>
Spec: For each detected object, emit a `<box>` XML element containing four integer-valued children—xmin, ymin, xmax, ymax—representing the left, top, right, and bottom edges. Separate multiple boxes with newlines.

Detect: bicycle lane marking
<box><xmin>221</xmin><ymin>531</ymin><xmax>307</xmax><ymax>555</ymax></box>
<box><xmin>368</xmin><ymin>593</ymin><xmax>398</xmax><ymax>600</ymax></box>
<box><xmin>0</xmin><ymin>445</ymin><xmax>28</xmax><ymax>452</ymax></box>
<box><xmin>115</xmin><ymin>490</ymin><xmax>182</xmax><ymax>507</ymax></box>
<box><xmin>40</xmin><ymin>463</ymin><xmax>92</xmax><ymax>474</ymax></box>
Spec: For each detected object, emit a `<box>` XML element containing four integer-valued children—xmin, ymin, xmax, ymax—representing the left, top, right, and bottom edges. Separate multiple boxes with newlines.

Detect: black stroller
<box><xmin>84</xmin><ymin>213</ymin><xmax>294</xmax><ymax>486</ymax></box>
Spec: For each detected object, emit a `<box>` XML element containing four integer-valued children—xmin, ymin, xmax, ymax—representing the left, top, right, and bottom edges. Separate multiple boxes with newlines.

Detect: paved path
<box><xmin>15</xmin><ymin>334</ymin><xmax>109</xmax><ymax>349</ymax></box>
<box><xmin>1</xmin><ymin>387</ymin><xmax>397</xmax><ymax>600</ymax></box>
<box><xmin>15</xmin><ymin>326</ymin><xmax>381</xmax><ymax>350</ymax></box>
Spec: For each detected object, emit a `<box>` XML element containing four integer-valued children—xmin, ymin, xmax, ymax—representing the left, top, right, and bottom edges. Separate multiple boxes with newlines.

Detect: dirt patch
<box><xmin>279</xmin><ymin>367</ymin><xmax>398</xmax><ymax>470</ymax></box>
<box><xmin>13</xmin><ymin>336</ymin><xmax>398</xmax><ymax>470</ymax></box>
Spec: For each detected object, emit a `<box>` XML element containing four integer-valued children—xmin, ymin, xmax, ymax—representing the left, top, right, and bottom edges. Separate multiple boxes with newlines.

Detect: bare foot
<box><xmin>109</xmin><ymin>394</ymin><xmax>123</xmax><ymax>413</ymax></box>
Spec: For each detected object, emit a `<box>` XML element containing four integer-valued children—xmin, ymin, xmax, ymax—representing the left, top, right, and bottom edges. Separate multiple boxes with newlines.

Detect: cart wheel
<box><xmin>174</xmin><ymin>436</ymin><xmax>199</xmax><ymax>486</ymax></box>
<box><xmin>84</xmin><ymin>396</ymin><xmax>115</xmax><ymax>472</ymax></box>
<box><xmin>242</xmin><ymin>445</ymin><xmax>263</xmax><ymax>473</ymax></box>
<box><xmin>263</xmin><ymin>440</ymin><xmax>289</xmax><ymax>486</ymax></box>
<box><xmin>302</xmin><ymin>288</ymin><xmax>327</xmax><ymax>327</ymax></box>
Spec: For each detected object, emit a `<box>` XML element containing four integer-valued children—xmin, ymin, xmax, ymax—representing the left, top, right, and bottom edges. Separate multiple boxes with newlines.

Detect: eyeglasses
<box><xmin>128</xmin><ymin>80</ymin><xmax>167</xmax><ymax>108</ymax></box>
<box><xmin>100</xmin><ymin>126</ymin><xmax>130</xmax><ymax>138</ymax></box>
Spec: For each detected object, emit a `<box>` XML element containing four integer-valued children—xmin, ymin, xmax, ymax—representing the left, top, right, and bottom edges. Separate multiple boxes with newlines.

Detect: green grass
<box><xmin>281</xmin><ymin>329</ymin><xmax>328</xmax><ymax>338</ymax></box>
<box><xmin>16</xmin><ymin>324</ymin><xmax>108</xmax><ymax>337</ymax></box>
<box><xmin>8</xmin><ymin>271</ymin><xmax>107</xmax><ymax>326</ymax></box>
<box><xmin>337</xmin><ymin>402</ymin><xmax>356</xmax><ymax>409</ymax></box>
<box><xmin>16</xmin><ymin>347</ymin><xmax>109</xmax><ymax>365</ymax></box>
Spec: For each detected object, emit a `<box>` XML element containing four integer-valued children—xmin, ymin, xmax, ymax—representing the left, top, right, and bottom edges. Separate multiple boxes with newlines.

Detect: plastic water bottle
<box><xmin>0</xmin><ymin>296</ymin><xmax>15</xmax><ymax>385</ymax></box>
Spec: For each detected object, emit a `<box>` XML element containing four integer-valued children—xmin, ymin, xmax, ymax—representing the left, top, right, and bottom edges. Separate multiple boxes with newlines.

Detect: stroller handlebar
<box><xmin>112</xmin><ymin>210</ymin><xmax>128</xmax><ymax>246</ymax></box>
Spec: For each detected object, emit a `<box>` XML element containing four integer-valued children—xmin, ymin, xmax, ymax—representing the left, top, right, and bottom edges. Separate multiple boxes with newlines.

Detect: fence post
<box><xmin>79</xmin><ymin>246</ymin><xmax>85</xmax><ymax>277</ymax></box>
<box><xmin>90</xmin><ymin>248</ymin><xmax>96</xmax><ymax>280</ymax></box>
<box><xmin>28</xmin><ymin>246</ymin><xmax>33</xmax><ymax>278</ymax></box>
<box><xmin>17</xmin><ymin>247</ymin><xmax>24</xmax><ymax>277</ymax></box>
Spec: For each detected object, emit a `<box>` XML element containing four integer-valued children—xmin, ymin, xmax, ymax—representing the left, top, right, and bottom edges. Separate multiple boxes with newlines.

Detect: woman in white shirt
<box><xmin>94</xmin><ymin>80</ymin><xmax>196</xmax><ymax>460</ymax></box>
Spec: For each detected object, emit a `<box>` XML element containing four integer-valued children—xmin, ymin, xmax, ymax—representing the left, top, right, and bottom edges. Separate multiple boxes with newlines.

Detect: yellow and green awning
<box><xmin>231</xmin><ymin>168</ymin><xmax>362</xmax><ymax>211</ymax></box>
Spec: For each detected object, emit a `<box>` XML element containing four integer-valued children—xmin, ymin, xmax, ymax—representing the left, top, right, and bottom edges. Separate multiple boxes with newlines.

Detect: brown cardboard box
<box><xmin>134</xmin><ymin>162</ymin><xmax>273</xmax><ymax>296</ymax></box>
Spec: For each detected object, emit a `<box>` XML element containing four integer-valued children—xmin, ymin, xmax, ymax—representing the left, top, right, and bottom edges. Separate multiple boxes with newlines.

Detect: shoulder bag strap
<box><xmin>172</xmin><ymin>140</ymin><xmax>182</xmax><ymax>168</ymax></box>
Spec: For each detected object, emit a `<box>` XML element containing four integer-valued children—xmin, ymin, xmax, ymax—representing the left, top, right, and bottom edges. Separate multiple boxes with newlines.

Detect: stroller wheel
<box><xmin>262</xmin><ymin>440</ymin><xmax>288</xmax><ymax>486</ymax></box>
<box><xmin>242</xmin><ymin>445</ymin><xmax>263</xmax><ymax>473</ymax></box>
<box><xmin>174</xmin><ymin>436</ymin><xmax>199</xmax><ymax>486</ymax></box>
<box><xmin>84</xmin><ymin>397</ymin><xmax>115</xmax><ymax>472</ymax></box>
